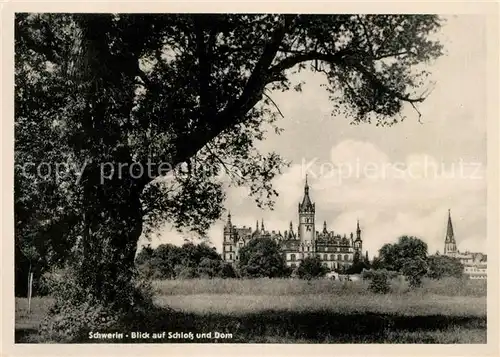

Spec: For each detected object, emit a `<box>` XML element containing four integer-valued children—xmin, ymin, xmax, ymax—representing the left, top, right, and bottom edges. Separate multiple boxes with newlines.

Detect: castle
<box><xmin>443</xmin><ymin>209</ymin><xmax>487</xmax><ymax>279</ymax></box>
<box><xmin>222</xmin><ymin>177</ymin><xmax>365</xmax><ymax>270</ymax></box>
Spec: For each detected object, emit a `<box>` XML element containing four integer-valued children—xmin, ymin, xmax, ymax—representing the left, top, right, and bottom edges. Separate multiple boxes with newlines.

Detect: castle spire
<box><xmin>355</xmin><ymin>219</ymin><xmax>362</xmax><ymax>241</ymax></box>
<box><xmin>299</xmin><ymin>176</ymin><xmax>314</xmax><ymax>212</ymax></box>
<box><xmin>323</xmin><ymin>221</ymin><xmax>327</xmax><ymax>233</ymax></box>
<box><xmin>445</xmin><ymin>209</ymin><xmax>455</xmax><ymax>243</ymax></box>
<box><xmin>256</xmin><ymin>220</ymin><xmax>259</xmax><ymax>232</ymax></box>
<box><xmin>261</xmin><ymin>218</ymin><xmax>265</xmax><ymax>232</ymax></box>
<box><xmin>224</xmin><ymin>211</ymin><xmax>232</xmax><ymax>232</ymax></box>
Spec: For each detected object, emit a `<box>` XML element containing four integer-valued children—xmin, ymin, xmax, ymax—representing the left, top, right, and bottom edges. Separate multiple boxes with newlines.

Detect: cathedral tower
<box><xmin>444</xmin><ymin>209</ymin><xmax>457</xmax><ymax>256</ymax></box>
<box><xmin>298</xmin><ymin>176</ymin><xmax>315</xmax><ymax>243</ymax></box>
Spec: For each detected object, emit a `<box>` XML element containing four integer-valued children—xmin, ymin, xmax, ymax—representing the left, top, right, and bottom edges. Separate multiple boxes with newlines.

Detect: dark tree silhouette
<box><xmin>378</xmin><ymin>236</ymin><xmax>428</xmax><ymax>272</ymax></box>
<box><xmin>238</xmin><ymin>237</ymin><xmax>288</xmax><ymax>278</ymax></box>
<box><xmin>427</xmin><ymin>254</ymin><xmax>464</xmax><ymax>279</ymax></box>
<box><xmin>297</xmin><ymin>256</ymin><xmax>328</xmax><ymax>279</ymax></box>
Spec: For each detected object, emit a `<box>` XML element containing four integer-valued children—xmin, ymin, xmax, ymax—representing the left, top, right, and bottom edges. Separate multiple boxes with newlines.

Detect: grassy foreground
<box><xmin>15</xmin><ymin>277</ymin><xmax>487</xmax><ymax>343</ymax></box>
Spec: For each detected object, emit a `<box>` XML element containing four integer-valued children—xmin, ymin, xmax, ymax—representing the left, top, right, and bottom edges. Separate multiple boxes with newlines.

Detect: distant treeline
<box><xmin>135</xmin><ymin>242</ymin><xmax>237</xmax><ymax>279</ymax></box>
<box><xmin>136</xmin><ymin>236</ymin><xmax>465</xmax><ymax>283</ymax></box>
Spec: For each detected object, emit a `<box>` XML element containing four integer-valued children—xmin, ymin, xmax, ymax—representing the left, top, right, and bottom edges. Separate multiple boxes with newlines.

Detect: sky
<box><xmin>137</xmin><ymin>15</ymin><xmax>487</xmax><ymax>258</ymax></box>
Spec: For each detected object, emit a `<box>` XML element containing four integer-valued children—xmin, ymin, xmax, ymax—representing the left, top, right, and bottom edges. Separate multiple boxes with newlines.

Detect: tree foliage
<box><xmin>368</xmin><ymin>270</ymin><xmax>391</xmax><ymax>294</ymax></box>
<box><xmin>135</xmin><ymin>242</ymin><xmax>221</xmax><ymax>279</ymax></box>
<box><xmin>378</xmin><ymin>236</ymin><xmax>428</xmax><ymax>272</ymax></box>
<box><xmin>427</xmin><ymin>254</ymin><xmax>463</xmax><ymax>279</ymax></box>
<box><xmin>238</xmin><ymin>237</ymin><xmax>288</xmax><ymax>278</ymax></box>
<box><xmin>296</xmin><ymin>256</ymin><xmax>328</xmax><ymax>279</ymax></box>
<box><xmin>401</xmin><ymin>256</ymin><xmax>428</xmax><ymax>288</ymax></box>
<box><xmin>345</xmin><ymin>259</ymin><xmax>369</xmax><ymax>275</ymax></box>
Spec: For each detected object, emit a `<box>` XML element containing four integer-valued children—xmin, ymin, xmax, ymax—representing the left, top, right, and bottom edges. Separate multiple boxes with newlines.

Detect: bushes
<box><xmin>427</xmin><ymin>255</ymin><xmax>464</xmax><ymax>279</ymax></box>
<box><xmin>296</xmin><ymin>256</ymin><xmax>328</xmax><ymax>279</ymax></box>
<box><xmin>39</xmin><ymin>267</ymin><xmax>156</xmax><ymax>342</ymax></box>
<box><xmin>362</xmin><ymin>268</ymin><xmax>398</xmax><ymax>280</ymax></box>
<box><xmin>367</xmin><ymin>270</ymin><xmax>391</xmax><ymax>294</ymax></box>
<box><xmin>401</xmin><ymin>257</ymin><xmax>428</xmax><ymax>288</ymax></box>
<box><xmin>220</xmin><ymin>262</ymin><xmax>238</xmax><ymax>278</ymax></box>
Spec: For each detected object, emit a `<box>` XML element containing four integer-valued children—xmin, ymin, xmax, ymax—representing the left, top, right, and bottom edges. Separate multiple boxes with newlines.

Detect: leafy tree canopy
<box><xmin>427</xmin><ymin>254</ymin><xmax>464</xmax><ymax>279</ymax></box>
<box><xmin>297</xmin><ymin>256</ymin><xmax>328</xmax><ymax>279</ymax></box>
<box><xmin>238</xmin><ymin>237</ymin><xmax>288</xmax><ymax>278</ymax></box>
<box><xmin>378</xmin><ymin>236</ymin><xmax>428</xmax><ymax>272</ymax></box>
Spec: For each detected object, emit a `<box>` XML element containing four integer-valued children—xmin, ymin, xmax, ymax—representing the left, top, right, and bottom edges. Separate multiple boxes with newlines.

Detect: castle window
<box><xmin>291</xmin><ymin>263</ymin><xmax>297</xmax><ymax>268</ymax></box>
<box><xmin>338</xmin><ymin>254</ymin><xmax>342</xmax><ymax>261</ymax></box>
<box><xmin>323</xmin><ymin>254</ymin><xmax>328</xmax><ymax>260</ymax></box>
<box><xmin>229</xmin><ymin>245</ymin><xmax>233</xmax><ymax>252</ymax></box>
<box><xmin>239</xmin><ymin>243</ymin><xmax>243</xmax><ymax>247</ymax></box>
<box><xmin>344</xmin><ymin>254</ymin><xmax>349</xmax><ymax>261</ymax></box>
<box><xmin>330</xmin><ymin>254</ymin><xmax>334</xmax><ymax>260</ymax></box>
<box><xmin>229</xmin><ymin>254</ymin><xmax>233</xmax><ymax>260</ymax></box>
<box><xmin>307</xmin><ymin>246</ymin><xmax>310</xmax><ymax>252</ymax></box>
<box><xmin>291</xmin><ymin>254</ymin><xmax>296</xmax><ymax>261</ymax></box>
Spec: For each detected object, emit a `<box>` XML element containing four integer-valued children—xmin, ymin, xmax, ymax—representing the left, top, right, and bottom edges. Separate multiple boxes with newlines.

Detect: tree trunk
<box><xmin>76</xmin><ymin>162</ymin><xmax>145</xmax><ymax>307</ymax></box>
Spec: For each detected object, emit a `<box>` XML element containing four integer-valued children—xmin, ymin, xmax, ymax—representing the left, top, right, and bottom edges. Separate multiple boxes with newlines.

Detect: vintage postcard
<box><xmin>1</xmin><ymin>1</ymin><xmax>499</xmax><ymax>356</ymax></box>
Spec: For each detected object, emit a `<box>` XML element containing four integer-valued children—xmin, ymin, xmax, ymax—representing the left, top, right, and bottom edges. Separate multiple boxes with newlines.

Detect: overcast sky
<box><xmin>138</xmin><ymin>15</ymin><xmax>487</xmax><ymax>257</ymax></box>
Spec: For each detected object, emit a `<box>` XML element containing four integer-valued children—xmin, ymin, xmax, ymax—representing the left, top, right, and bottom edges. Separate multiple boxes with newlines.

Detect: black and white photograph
<box><xmin>4</xmin><ymin>3</ymin><xmax>498</xmax><ymax>350</ymax></box>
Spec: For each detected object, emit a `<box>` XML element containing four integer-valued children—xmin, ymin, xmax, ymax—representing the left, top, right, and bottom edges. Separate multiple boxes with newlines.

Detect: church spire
<box><xmin>445</xmin><ymin>209</ymin><xmax>455</xmax><ymax>243</ymax></box>
<box><xmin>261</xmin><ymin>218</ymin><xmax>265</xmax><ymax>232</ymax></box>
<box><xmin>444</xmin><ymin>209</ymin><xmax>457</xmax><ymax>256</ymax></box>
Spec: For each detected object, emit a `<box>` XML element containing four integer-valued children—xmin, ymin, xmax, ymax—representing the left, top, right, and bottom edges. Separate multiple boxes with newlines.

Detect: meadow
<box><xmin>15</xmin><ymin>277</ymin><xmax>487</xmax><ymax>343</ymax></box>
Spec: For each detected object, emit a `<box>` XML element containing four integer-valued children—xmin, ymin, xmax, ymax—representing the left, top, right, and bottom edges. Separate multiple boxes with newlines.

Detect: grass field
<box><xmin>15</xmin><ymin>277</ymin><xmax>487</xmax><ymax>343</ymax></box>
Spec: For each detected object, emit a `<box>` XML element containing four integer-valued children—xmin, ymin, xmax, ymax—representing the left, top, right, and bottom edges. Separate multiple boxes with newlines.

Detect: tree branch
<box><xmin>356</xmin><ymin>15</ymin><xmax>375</xmax><ymax>56</ymax></box>
<box><xmin>270</xmin><ymin>49</ymin><xmax>426</xmax><ymax>103</ymax></box>
<box><xmin>263</xmin><ymin>89</ymin><xmax>284</xmax><ymax>119</ymax></box>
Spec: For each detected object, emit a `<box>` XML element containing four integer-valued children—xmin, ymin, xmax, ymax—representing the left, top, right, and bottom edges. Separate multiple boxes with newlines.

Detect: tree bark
<box><xmin>76</xmin><ymin>161</ymin><xmax>145</xmax><ymax>305</ymax></box>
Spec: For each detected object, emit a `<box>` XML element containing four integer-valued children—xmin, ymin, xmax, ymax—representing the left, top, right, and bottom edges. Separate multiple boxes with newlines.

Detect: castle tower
<box><xmin>444</xmin><ymin>209</ymin><xmax>457</xmax><ymax>256</ymax></box>
<box><xmin>222</xmin><ymin>212</ymin><xmax>235</xmax><ymax>262</ymax></box>
<box><xmin>353</xmin><ymin>219</ymin><xmax>363</xmax><ymax>257</ymax></box>
<box><xmin>298</xmin><ymin>175</ymin><xmax>315</xmax><ymax>244</ymax></box>
<box><xmin>223</xmin><ymin>212</ymin><xmax>233</xmax><ymax>242</ymax></box>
